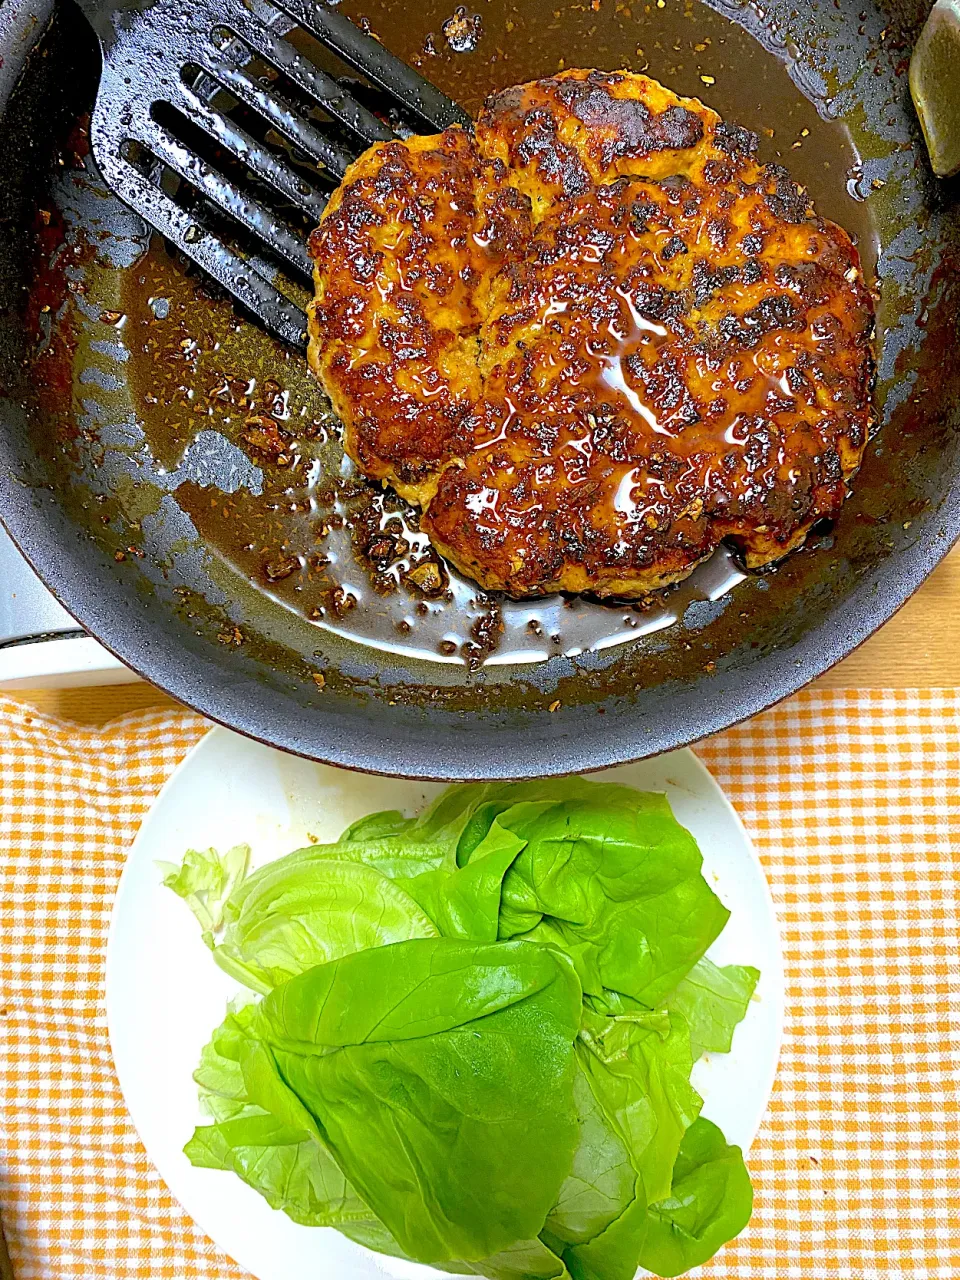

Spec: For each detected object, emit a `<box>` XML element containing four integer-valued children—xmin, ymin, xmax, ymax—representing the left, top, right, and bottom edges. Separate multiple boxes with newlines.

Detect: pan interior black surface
<box><xmin>0</xmin><ymin>0</ymin><xmax>958</xmax><ymax>779</ymax></box>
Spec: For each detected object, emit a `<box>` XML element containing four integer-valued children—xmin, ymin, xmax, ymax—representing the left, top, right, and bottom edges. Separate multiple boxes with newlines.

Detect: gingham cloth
<box><xmin>0</xmin><ymin>689</ymin><xmax>957</xmax><ymax>1279</ymax></box>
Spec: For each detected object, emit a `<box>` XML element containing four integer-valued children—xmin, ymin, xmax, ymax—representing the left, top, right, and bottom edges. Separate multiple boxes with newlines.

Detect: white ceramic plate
<box><xmin>106</xmin><ymin>729</ymin><xmax>783</xmax><ymax>1280</ymax></box>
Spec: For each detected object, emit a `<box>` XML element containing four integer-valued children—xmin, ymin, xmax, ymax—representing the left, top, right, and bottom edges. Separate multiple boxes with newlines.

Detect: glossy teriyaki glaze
<box><xmin>311</xmin><ymin>69</ymin><xmax>875</xmax><ymax>600</ymax></box>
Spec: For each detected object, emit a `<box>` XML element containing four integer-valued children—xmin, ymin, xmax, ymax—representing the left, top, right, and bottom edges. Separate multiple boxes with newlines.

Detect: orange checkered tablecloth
<box><xmin>0</xmin><ymin>689</ymin><xmax>957</xmax><ymax>1279</ymax></box>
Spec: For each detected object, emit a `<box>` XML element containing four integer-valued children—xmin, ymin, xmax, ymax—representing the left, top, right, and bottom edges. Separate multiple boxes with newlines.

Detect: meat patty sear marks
<box><xmin>307</xmin><ymin>69</ymin><xmax>875</xmax><ymax>599</ymax></box>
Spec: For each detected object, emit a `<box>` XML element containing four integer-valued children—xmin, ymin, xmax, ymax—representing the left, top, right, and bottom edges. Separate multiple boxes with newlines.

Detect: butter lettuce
<box><xmin>168</xmin><ymin>778</ymin><xmax>758</xmax><ymax>1278</ymax></box>
<box><xmin>164</xmin><ymin>850</ymin><xmax>438</xmax><ymax>993</ymax></box>
<box><xmin>249</xmin><ymin>938</ymin><xmax>581</xmax><ymax>1262</ymax></box>
<box><xmin>662</xmin><ymin>958</ymin><xmax>760</xmax><ymax>1059</ymax></box>
<box><xmin>184</xmin><ymin>1003</ymin><xmax>400</xmax><ymax>1251</ymax></box>
<box><xmin>637</xmin><ymin>1119</ymin><xmax>753</xmax><ymax>1278</ymax></box>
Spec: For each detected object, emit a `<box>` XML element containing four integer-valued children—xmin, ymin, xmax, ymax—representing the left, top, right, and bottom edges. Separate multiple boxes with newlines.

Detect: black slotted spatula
<box><xmin>74</xmin><ymin>0</ymin><xmax>469</xmax><ymax>348</ymax></box>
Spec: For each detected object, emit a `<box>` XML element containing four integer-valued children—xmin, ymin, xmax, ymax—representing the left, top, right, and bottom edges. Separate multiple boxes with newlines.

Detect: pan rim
<box><xmin>1</xmin><ymin>488</ymin><xmax>958</xmax><ymax>780</ymax></box>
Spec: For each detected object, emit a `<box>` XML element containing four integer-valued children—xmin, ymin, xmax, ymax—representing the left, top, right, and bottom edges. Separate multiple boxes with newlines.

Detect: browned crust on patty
<box><xmin>308</xmin><ymin>69</ymin><xmax>875</xmax><ymax>599</ymax></box>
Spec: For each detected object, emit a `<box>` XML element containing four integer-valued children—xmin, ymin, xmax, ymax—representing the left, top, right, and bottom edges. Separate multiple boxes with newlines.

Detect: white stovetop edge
<box><xmin>0</xmin><ymin>636</ymin><xmax>139</xmax><ymax>689</ymax></box>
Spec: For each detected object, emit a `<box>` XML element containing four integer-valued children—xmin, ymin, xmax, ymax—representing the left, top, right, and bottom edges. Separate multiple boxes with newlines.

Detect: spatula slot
<box><xmin>154</xmin><ymin>96</ymin><xmax>326</xmax><ymax>229</ymax></box>
<box><xmin>182</xmin><ymin>54</ymin><xmax>354</xmax><ymax>178</ymax></box>
<box><xmin>117</xmin><ymin>126</ymin><xmax>312</xmax><ymax>333</ymax></box>
<box><xmin>147</xmin><ymin>102</ymin><xmax>314</xmax><ymax>279</ymax></box>
<box><xmin>262</xmin><ymin>0</ymin><xmax>470</xmax><ymax>130</ymax></box>
<box><xmin>208</xmin><ymin>20</ymin><xmax>395</xmax><ymax>146</ymax></box>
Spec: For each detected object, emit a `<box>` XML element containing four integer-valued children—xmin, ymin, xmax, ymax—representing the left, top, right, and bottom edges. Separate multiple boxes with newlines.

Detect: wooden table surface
<box><xmin>10</xmin><ymin>543</ymin><xmax>960</xmax><ymax>726</ymax></box>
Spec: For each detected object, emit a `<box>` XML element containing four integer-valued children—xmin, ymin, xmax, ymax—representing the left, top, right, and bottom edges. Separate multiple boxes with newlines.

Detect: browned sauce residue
<box><xmin>28</xmin><ymin>0</ymin><xmax>879</xmax><ymax>669</ymax></box>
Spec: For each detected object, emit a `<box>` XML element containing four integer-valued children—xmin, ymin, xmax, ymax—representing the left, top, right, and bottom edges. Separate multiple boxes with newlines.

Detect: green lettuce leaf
<box><xmin>249</xmin><ymin>937</ymin><xmax>582</xmax><ymax>1264</ymax></box>
<box><xmin>547</xmin><ymin>1006</ymin><xmax>704</xmax><ymax>1280</ymax></box>
<box><xmin>328</xmin><ymin>782</ymin><xmax>494</xmax><ymax>878</ymax></box>
<box><xmin>401</xmin><ymin>817</ymin><xmax>527</xmax><ymax>941</ymax></box>
<box><xmin>554</xmin><ymin>1187</ymin><xmax>650</xmax><ymax>1280</ymax></box>
<box><xmin>478</xmin><ymin>789</ymin><xmax>730</xmax><ymax>1007</ymax></box>
<box><xmin>438</xmin><ymin>1237</ymin><xmax>572</xmax><ymax>1280</ymax></box>
<box><xmin>637</xmin><ymin>1118</ymin><xmax>753</xmax><ymax>1278</ymax></box>
<box><xmin>169</xmin><ymin>782</ymin><xmax>725</xmax><ymax>1010</ymax></box>
<box><xmin>546</xmin><ymin>1067</ymin><xmax>636</xmax><ymax>1248</ymax></box>
<box><xmin>186</xmin><ymin>1005</ymin><xmax>400</xmax><ymax>1250</ymax></box>
<box><xmin>192</xmin><ymin>1001</ymin><xmax>258</xmax><ymax>1121</ymax></box>
<box><xmin>661</xmin><ymin>958</ymin><xmax>760</xmax><ymax>1059</ymax></box>
<box><xmin>165</xmin><ymin>850</ymin><xmax>439</xmax><ymax>994</ymax></box>
<box><xmin>170</xmin><ymin>780</ymin><xmax>760</xmax><ymax>1280</ymax></box>
<box><xmin>160</xmin><ymin>845</ymin><xmax>249</xmax><ymax>944</ymax></box>
<box><xmin>576</xmin><ymin>1007</ymin><xmax>701</xmax><ymax>1208</ymax></box>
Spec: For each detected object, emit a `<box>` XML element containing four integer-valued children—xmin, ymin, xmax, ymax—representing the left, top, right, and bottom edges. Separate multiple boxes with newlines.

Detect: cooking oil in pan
<box><xmin>37</xmin><ymin>0</ymin><xmax>880</xmax><ymax>671</ymax></box>
<box><xmin>116</xmin><ymin>230</ymin><xmax>756</xmax><ymax>672</ymax></box>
